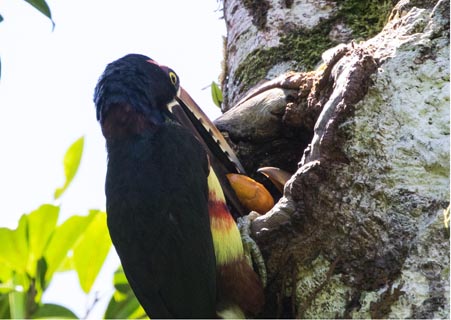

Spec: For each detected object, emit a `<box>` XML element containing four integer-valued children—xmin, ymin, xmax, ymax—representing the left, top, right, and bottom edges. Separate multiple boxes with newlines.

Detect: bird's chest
<box><xmin>104</xmin><ymin>137</ymin><xmax>164</xmax><ymax>235</ymax></box>
<box><xmin>103</xmin><ymin>126</ymin><xmax>209</xmax><ymax>245</ymax></box>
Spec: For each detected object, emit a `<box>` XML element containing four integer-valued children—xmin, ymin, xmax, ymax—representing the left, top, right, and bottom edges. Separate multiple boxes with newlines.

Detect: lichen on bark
<box><xmin>218</xmin><ymin>0</ymin><xmax>450</xmax><ymax>317</ymax></box>
<box><xmin>223</xmin><ymin>0</ymin><xmax>396</xmax><ymax>108</ymax></box>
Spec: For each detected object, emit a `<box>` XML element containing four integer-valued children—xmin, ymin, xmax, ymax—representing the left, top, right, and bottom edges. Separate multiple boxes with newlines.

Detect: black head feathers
<box><xmin>94</xmin><ymin>54</ymin><xmax>179</xmax><ymax>124</ymax></box>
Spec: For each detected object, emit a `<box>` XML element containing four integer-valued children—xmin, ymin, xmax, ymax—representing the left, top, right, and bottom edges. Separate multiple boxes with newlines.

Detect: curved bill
<box><xmin>257</xmin><ymin>167</ymin><xmax>292</xmax><ymax>193</ymax></box>
<box><xmin>177</xmin><ymin>87</ymin><xmax>245</xmax><ymax>173</ymax></box>
<box><xmin>166</xmin><ymin>86</ymin><xmax>248</xmax><ymax>217</ymax></box>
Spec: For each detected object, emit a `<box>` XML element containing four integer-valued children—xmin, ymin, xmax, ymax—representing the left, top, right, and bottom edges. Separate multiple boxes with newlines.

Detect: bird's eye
<box><xmin>169</xmin><ymin>72</ymin><xmax>178</xmax><ymax>86</ymax></box>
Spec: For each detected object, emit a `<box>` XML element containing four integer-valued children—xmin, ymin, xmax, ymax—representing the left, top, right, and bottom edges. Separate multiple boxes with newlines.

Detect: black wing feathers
<box><xmin>105</xmin><ymin>123</ymin><xmax>216</xmax><ymax>318</ymax></box>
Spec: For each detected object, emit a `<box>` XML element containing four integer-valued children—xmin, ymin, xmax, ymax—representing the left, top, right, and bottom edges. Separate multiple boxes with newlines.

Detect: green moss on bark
<box><xmin>338</xmin><ymin>0</ymin><xmax>394</xmax><ymax>40</ymax></box>
<box><xmin>234</xmin><ymin>20</ymin><xmax>336</xmax><ymax>92</ymax></box>
<box><xmin>233</xmin><ymin>0</ymin><xmax>394</xmax><ymax>94</ymax></box>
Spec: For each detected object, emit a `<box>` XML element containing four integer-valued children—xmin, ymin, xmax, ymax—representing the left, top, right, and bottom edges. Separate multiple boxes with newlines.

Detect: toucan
<box><xmin>94</xmin><ymin>54</ymin><xmax>266</xmax><ymax>318</ymax></box>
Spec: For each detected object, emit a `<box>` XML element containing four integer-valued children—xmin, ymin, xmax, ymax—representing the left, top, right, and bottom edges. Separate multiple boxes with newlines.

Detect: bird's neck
<box><xmin>101</xmin><ymin>103</ymin><xmax>159</xmax><ymax>140</ymax></box>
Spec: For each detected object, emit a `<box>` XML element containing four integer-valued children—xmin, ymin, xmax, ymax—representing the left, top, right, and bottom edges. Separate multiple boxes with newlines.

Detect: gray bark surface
<box><xmin>217</xmin><ymin>0</ymin><xmax>450</xmax><ymax>317</ymax></box>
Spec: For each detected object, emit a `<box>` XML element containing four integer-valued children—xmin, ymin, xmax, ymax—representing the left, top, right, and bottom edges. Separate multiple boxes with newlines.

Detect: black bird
<box><xmin>94</xmin><ymin>54</ymin><xmax>264</xmax><ymax>318</ymax></box>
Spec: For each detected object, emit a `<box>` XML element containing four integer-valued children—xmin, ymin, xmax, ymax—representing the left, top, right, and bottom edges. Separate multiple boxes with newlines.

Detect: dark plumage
<box><xmin>94</xmin><ymin>54</ymin><xmax>217</xmax><ymax>318</ymax></box>
<box><xmin>94</xmin><ymin>54</ymin><xmax>176</xmax><ymax>126</ymax></box>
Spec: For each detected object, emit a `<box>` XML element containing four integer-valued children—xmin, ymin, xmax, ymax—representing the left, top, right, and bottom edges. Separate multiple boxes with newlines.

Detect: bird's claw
<box><xmin>238</xmin><ymin>212</ymin><xmax>267</xmax><ymax>287</ymax></box>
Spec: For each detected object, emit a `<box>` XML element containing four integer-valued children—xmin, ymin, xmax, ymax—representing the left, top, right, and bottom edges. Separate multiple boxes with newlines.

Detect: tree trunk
<box><xmin>217</xmin><ymin>0</ymin><xmax>450</xmax><ymax>318</ymax></box>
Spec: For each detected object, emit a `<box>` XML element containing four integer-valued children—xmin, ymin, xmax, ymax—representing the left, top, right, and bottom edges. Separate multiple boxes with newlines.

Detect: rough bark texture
<box><xmin>217</xmin><ymin>0</ymin><xmax>449</xmax><ymax>318</ymax></box>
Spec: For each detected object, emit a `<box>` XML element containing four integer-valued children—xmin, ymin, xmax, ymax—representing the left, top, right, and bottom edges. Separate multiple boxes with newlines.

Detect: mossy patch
<box><xmin>337</xmin><ymin>0</ymin><xmax>394</xmax><ymax>40</ymax></box>
<box><xmin>233</xmin><ymin>0</ymin><xmax>394</xmax><ymax>94</ymax></box>
<box><xmin>234</xmin><ymin>20</ymin><xmax>336</xmax><ymax>93</ymax></box>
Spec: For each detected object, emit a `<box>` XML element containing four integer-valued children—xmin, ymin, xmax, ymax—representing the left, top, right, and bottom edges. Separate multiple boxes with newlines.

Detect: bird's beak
<box><xmin>166</xmin><ymin>86</ymin><xmax>249</xmax><ymax>217</ymax></box>
<box><xmin>175</xmin><ymin>87</ymin><xmax>245</xmax><ymax>173</ymax></box>
<box><xmin>257</xmin><ymin>167</ymin><xmax>292</xmax><ymax>193</ymax></box>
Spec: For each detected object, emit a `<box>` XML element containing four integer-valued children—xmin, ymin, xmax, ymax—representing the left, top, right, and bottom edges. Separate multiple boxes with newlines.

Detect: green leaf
<box><xmin>8</xmin><ymin>274</ymin><xmax>26</xmax><ymax>319</ymax></box>
<box><xmin>0</xmin><ymin>205</ymin><xmax>59</xmax><ymax>302</ymax></box>
<box><xmin>73</xmin><ymin>210</ymin><xmax>111</xmax><ymax>293</ymax></box>
<box><xmin>24</xmin><ymin>0</ymin><xmax>55</xmax><ymax>29</ymax></box>
<box><xmin>54</xmin><ymin>136</ymin><xmax>84</xmax><ymax>200</ymax></box>
<box><xmin>35</xmin><ymin>257</ymin><xmax>48</xmax><ymax>302</ymax></box>
<box><xmin>105</xmin><ymin>294</ymin><xmax>147</xmax><ymax>319</ymax></box>
<box><xmin>0</xmin><ymin>294</ymin><xmax>11</xmax><ymax>319</ymax></box>
<box><xmin>26</xmin><ymin>204</ymin><xmax>59</xmax><ymax>277</ymax></box>
<box><xmin>44</xmin><ymin>213</ymin><xmax>96</xmax><ymax>282</ymax></box>
<box><xmin>0</xmin><ymin>228</ymin><xmax>21</xmax><ymax>270</ymax></box>
<box><xmin>112</xmin><ymin>267</ymin><xmax>130</xmax><ymax>294</ymax></box>
<box><xmin>55</xmin><ymin>255</ymin><xmax>74</xmax><ymax>273</ymax></box>
<box><xmin>106</xmin><ymin>292</ymin><xmax>144</xmax><ymax>319</ymax></box>
<box><xmin>0</xmin><ymin>263</ymin><xmax>12</xmax><ymax>286</ymax></box>
<box><xmin>105</xmin><ymin>267</ymin><xmax>147</xmax><ymax>319</ymax></box>
<box><xmin>31</xmin><ymin>303</ymin><xmax>78</xmax><ymax>319</ymax></box>
<box><xmin>0</xmin><ymin>216</ymin><xmax>29</xmax><ymax>273</ymax></box>
<box><xmin>211</xmin><ymin>81</ymin><xmax>223</xmax><ymax>108</ymax></box>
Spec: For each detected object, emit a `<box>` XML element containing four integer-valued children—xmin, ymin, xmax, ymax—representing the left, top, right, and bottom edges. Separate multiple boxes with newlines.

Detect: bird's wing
<box><xmin>105</xmin><ymin>123</ymin><xmax>217</xmax><ymax>318</ymax></box>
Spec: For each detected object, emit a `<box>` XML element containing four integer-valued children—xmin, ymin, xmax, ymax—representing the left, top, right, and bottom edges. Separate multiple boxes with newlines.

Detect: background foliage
<box><xmin>0</xmin><ymin>137</ymin><xmax>146</xmax><ymax>319</ymax></box>
<box><xmin>1</xmin><ymin>3</ymin><xmax>146</xmax><ymax>317</ymax></box>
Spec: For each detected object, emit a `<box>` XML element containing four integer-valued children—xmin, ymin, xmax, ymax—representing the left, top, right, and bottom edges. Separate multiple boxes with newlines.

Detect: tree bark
<box><xmin>217</xmin><ymin>0</ymin><xmax>450</xmax><ymax>318</ymax></box>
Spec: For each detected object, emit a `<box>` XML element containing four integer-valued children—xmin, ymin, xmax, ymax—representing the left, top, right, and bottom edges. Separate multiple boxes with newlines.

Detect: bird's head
<box><xmin>94</xmin><ymin>54</ymin><xmax>180</xmax><ymax>138</ymax></box>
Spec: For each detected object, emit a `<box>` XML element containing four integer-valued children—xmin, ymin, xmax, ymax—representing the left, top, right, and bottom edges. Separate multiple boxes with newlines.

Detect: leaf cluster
<box><xmin>0</xmin><ymin>137</ymin><xmax>145</xmax><ymax>319</ymax></box>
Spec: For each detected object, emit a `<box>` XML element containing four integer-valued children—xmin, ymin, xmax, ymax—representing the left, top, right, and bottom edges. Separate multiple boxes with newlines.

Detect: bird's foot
<box><xmin>237</xmin><ymin>212</ymin><xmax>267</xmax><ymax>287</ymax></box>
